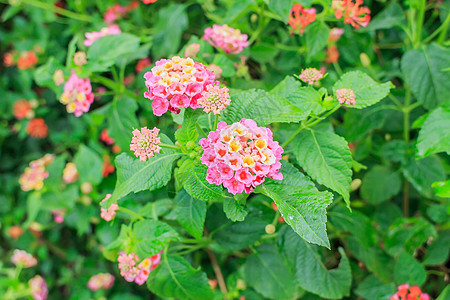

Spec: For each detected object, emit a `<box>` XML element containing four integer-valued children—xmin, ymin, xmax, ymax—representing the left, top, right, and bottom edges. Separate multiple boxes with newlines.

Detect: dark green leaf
<box><xmin>361</xmin><ymin>166</ymin><xmax>401</xmax><ymax>204</ymax></box>
<box><xmin>173</xmin><ymin>189</ymin><xmax>206</xmax><ymax>239</ymax></box>
<box><xmin>74</xmin><ymin>144</ymin><xmax>103</xmax><ymax>185</ymax></box>
<box><xmin>394</xmin><ymin>251</ymin><xmax>426</xmax><ymax>286</ymax></box>
<box><xmin>107</xmin><ymin>97</ymin><xmax>139</xmax><ymax>153</ymax></box>
<box><xmin>305</xmin><ymin>22</ymin><xmax>330</xmax><ymax>58</ymax></box>
<box><xmin>417</xmin><ymin>107</ymin><xmax>450</xmax><ymax>158</ymax></box>
<box><xmin>223</xmin><ymin>197</ymin><xmax>248</xmax><ymax>222</ymax></box>
<box><xmin>403</xmin><ymin>156</ymin><xmax>446</xmax><ymax>198</ymax></box>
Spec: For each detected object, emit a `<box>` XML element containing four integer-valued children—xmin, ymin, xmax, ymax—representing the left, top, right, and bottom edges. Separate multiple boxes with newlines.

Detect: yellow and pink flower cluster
<box><xmin>19</xmin><ymin>154</ymin><xmax>54</xmax><ymax>191</ymax></box>
<box><xmin>117</xmin><ymin>251</ymin><xmax>162</xmax><ymax>285</ymax></box>
<box><xmin>87</xmin><ymin>273</ymin><xmax>115</xmax><ymax>291</ymax></box>
<box><xmin>203</xmin><ymin>24</ymin><xmax>249</xmax><ymax>54</ymax></box>
<box><xmin>59</xmin><ymin>72</ymin><xmax>95</xmax><ymax>117</ymax></box>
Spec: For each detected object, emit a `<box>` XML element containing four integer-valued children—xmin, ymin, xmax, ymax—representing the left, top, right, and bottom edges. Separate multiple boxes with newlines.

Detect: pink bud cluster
<box><xmin>197</xmin><ymin>84</ymin><xmax>231</xmax><ymax>115</ymax></box>
<box><xmin>299</xmin><ymin>68</ymin><xmax>323</xmax><ymax>85</ymax></box>
<box><xmin>203</xmin><ymin>24</ymin><xmax>249</xmax><ymax>54</ymax></box>
<box><xmin>130</xmin><ymin>127</ymin><xmax>161</xmax><ymax>161</ymax></box>
<box><xmin>84</xmin><ymin>24</ymin><xmax>122</xmax><ymax>47</ymax></box>
<box><xmin>87</xmin><ymin>273</ymin><xmax>115</xmax><ymax>291</ymax></box>
<box><xmin>390</xmin><ymin>284</ymin><xmax>429</xmax><ymax>300</ymax></box>
<box><xmin>336</xmin><ymin>88</ymin><xmax>356</xmax><ymax>105</ymax></box>
<box><xmin>62</xmin><ymin>162</ymin><xmax>79</xmax><ymax>184</ymax></box>
<box><xmin>200</xmin><ymin>119</ymin><xmax>284</xmax><ymax>195</ymax></box>
<box><xmin>332</xmin><ymin>0</ymin><xmax>371</xmax><ymax>29</ymax></box>
<box><xmin>59</xmin><ymin>72</ymin><xmax>94</xmax><ymax>117</ymax></box>
<box><xmin>104</xmin><ymin>1</ymin><xmax>139</xmax><ymax>24</ymax></box>
<box><xmin>29</xmin><ymin>275</ymin><xmax>48</xmax><ymax>300</ymax></box>
<box><xmin>117</xmin><ymin>251</ymin><xmax>161</xmax><ymax>285</ymax></box>
<box><xmin>11</xmin><ymin>249</ymin><xmax>38</xmax><ymax>268</ymax></box>
<box><xmin>100</xmin><ymin>194</ymin><xmax>119</xmax><ymax>222</ymax></box>
<box><xmin>143</xmin><ymin>56</ymin><xmax>217</xmax><ymax>116</ymax></box>
<box><xmin>19</xmin><ymin>154</ymin><xmax>55</xmax><ymax>191</ymax></box>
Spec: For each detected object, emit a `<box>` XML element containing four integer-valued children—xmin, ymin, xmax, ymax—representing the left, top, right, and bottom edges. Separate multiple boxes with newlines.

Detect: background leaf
<box><xmin>74</xmin><ymin>144</ymin><xmax>103</xmax><ymax>185</ymax></box>
<box><xmin>416</xmin><ymin>106</ymin><xmax>450</xmax><ymax>158</ymax></box>
<box><xmin>107</xmin><ymin>97</ymin><xmax>139</xmax><ymax>153</ymax></box>
<box><xmin>173</xmin><ymin>189</ymin><xmax>206</xmax><ymax>239</ymax></box>
<box><xmin>361</xmin><ymin>166</ymin><xmax>401</xmax><ymax>204</ymax></box>
<box><xmin>133</xmin><ymin>220</ymin><xmax>179</xmax><ymax>258</ymax></box>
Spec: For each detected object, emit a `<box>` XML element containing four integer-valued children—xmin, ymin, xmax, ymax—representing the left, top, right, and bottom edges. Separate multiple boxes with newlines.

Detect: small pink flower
<box><xmin>130</xmin><ymin>127</ymin><xmax>161</xmax><ymax>161</ymax></box>
<box><xmin>87</xmin><ymin>273</ymin><xmax>115</xmax><ymax>291</ymax></box>
<box><xmin>62</xmin><ymin>162</ymin><xmax>78</xmax><ymax>183</ymax></box>
<box><xmin>73</xmin><ymin>52</ymin><xmax>87</xmax><ymax>66</ymax></box>
<box><xmin>84</xmin><ymin>25</ymin><xmax>122</xmax><ymax>47</ymax></box>
<box><xmin>52</xmin><ymin>209</ymin><xmax>66</xmax><ymax>223</ymax></box>
<box><xmin>53</xmin><ymin>69</ymin><xmax>64</xmax><ymax>86</ymax></box>
<box><xmin>197</xmin><ymin>84</ymin><xmax>231</xmax><ymax>115</ymax></box>
<box><xmin>59</xmin><ymin>72</ymin><xmax>94</xmax><ymax>117</ymax></box>
<box><xmin>203</xmin><ymin>24</ymin><xmax>249</xmax><ymax>54</ymax></box>
<box><xmin>100</xmin><ymin>194</ymin><xmax>119</xmax><ymax>222</ymax></box>
<box><xmin>29</xmin><ymin>275</ymin><xmax>48</xmax><ymax>300</ymax></box>
<box><xmin>19</xmin><ymin>155</ymin><xmax>54</xmax><ymax>191</ymax></box>
<box><xmin>184</xmin><ymin>43</ymin><xmax>201</xmax><ymax>57</ymax></box>
<box><xmin>299</xmin><ymin>68</ymin><xmax>323</xmax><ymax>85</ymax></box>
<box><xmin>11</xmin><ymin>249</ymin><xmax>37</xmax><ymax>268</ymax></box>
<box><xmin>336</xmin><ymin>88</ymin><xmax>356</xmax><ymax>105</ymax></box>
<box><xmin>152</xmin><ymin>97</ymin><xmax>169</xmax><ymax>116</ymax></box>
<box><xmin>329</xmin><ymin>28</ymin><xmax>345</xmax><ymax>43</ymax></box>
<box><xmin>117</xmin><ymin>251</ymin><xmax>162</xmax><ymax>284</ymax></box>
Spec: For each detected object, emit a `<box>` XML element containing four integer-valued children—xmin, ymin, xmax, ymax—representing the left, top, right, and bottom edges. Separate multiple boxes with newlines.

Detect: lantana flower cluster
<box><xmin>299</xmin><ymin>68</ymin><xmax>323</xmax><ymax>85</ymax></box>
<box><xmin>29</xmin><ymin>275</ymin><xmax>48</xmax><ymax>300</ymax></box>
<box><xmin>87</xmin><ymin>273</ymin><xmax>115</xmax><ymax>291</ymax></box>
<box><xmin>117</xmin><ymin>251</ymin><xmax>162</xmax><ymax>285</ymax></box>
<box><xmin>100</xmin><ymin>194</ymin><xmax>119</xmax><ymax>222</ymax></box>
<box><xmin>84</xmin><ymin>24</ymin><xmax>122</xmax><ymax>47</ymax></box>
<box><xmin>143</xmin><ymin>56</ymin><xmax>216</xmax><ymax>116</ymax></box>
<box><xmin>200</xmin><ymin>119</ymin><xmax>284</xmax><ymax>195</ymax></box>
<box><xmin>336</xmin><ymin>88</ymin><xmax>356</xmax><ymax>105</ymax></box>
<box><xmin>19</xmin><ymin>154</ymin><xmax>55</xmax><ymax>191</ymax></box>
<box><xmin>130</xmin><ymin>127</ymin><xmax>161</xmax><ymax>161</ymax></box>
<box><xmin>104</xmin><ymin>1</ymin><xmax>139</xmax><ymax>23</ymax></box>
<box><xmin>11</xmin><ymin>249</ymin><xmax>38</xmax><ymax>268</ymax></box>
<box><xmin>203</xmin><ymin>24</ymin><xmax>249</xmax><ymax>54</ymax></box>
<box><xmin>332</xmin><ymin>0</ymin><xmax>371</xmax><ymax>29</ymax></box>
<box><xmin>62</xmin><ymin>162</ymin><xmax>79</xmax><ymax>184</ymax></box>
<box><xmin>390</xmin><ymin>284</ymin><xmax>430</xmax><ymax>300</ymax></box>
<box><xmin>3</xmin><ymin>50</ymin><xmax>39</xmax><ymax>69</ymax></box>
<box><xmin>197</xmin><ymin>84</ymin><xmax>231</xmax><ymax>115</ymax></box>
<box><xmin>288</xmin><ymin>4</ymin><xmax>316</xmax><ymax>34</ymax></box>
<box><xmin>13</xmin><ymin>99</ymin><xmax>35</xmax><ymax>120</ymax></box>
<box><xmin>26</xmin><ymin>118</ymin><xmax>48</xmax><ymax>139</ymax></box>
<box><xmin>59</xmin><ymin>72</ymin><xmax>95</xmax><ymax>117</ymax></box>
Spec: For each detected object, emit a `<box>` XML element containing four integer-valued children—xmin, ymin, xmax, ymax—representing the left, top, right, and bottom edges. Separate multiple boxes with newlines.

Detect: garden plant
<box><xmin>0</xmin><ymin>0</ymin><xmax>449</xmax><ymax>299</ymax></box>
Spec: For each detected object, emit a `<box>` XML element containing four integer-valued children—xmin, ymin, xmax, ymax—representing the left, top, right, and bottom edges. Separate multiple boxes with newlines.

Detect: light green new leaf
<box><xmin>245</xmin><ymin>244</ymin><xmax>297</xmax><ymax>300</ymax></box>
<box><xmin>437</xmin><ymin>286</ymin><xmax>450</xmax><ymax>300</ymax></box>
<box><xmin>175</xmin><ymin>108</ymin><xmax>200</xmax><ymax>143</ymax></box>
<box><xmin>278</xmin><ymin>227</ymin><xmax>352</xmax><ymax>299</ymax></box>
<box><xmin>417</xmin><ymin>107</ymin><xmax>450</xmax><ymax>158</ymax></box>
<box><xmin>333</xmin><ymin>71</ymin><xmax>392</xmax><ymax>108</ymax></box>
<box><xmin>107</xmin><ymin>97</ymin><xmax>139</xmax><ymax>153</ymax></box>
<box><xmin>293</xmin><ymin>129</ymin><xmax>353</xmax><ymax>207</ymax></box>
<box><xmin>401</xmin><ymin>43</ymin><xmax>450</xmax><ymax>109</ymax></box>
<box><xmin>147</xmin><ymin>255</ymin><xmax>214</xmax><ymax>300</ymax></box>
<box><xmin>173</xmin><ymin>189</ymin><xmax>206</xmax><ymax>239</ymax></box>
<box><xmin>361</xmin><ymin>166</ymin><xmax>401</xmax><ymax>204</ymax></box>
<box><xmin>394</xmin><ymin>251</ymin><xmax>427</xmax><ymax>286</ymax></box>
<box><xmin>74</xmin><ymin>144</ymin><xmax>103</xmax><ymax>185</ymax></box>
<box><xmin>133</xmin><ymin>220</ymin><xmax>179</xmax><ymax>258</ymax></box>
<box><xmin>223</xmin><ymin>197</ymin><xmax>248</xmax><ymax>222</ymax></box>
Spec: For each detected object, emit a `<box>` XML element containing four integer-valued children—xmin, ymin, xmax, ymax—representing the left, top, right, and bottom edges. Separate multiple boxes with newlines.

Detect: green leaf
<box><xmin>401</xmin><ymin>43</ymin><xmax>450</xmax><ymax>109</ymax></box>
<box><xmin>343</xmin><ymin>105</ymin><xmax>386</xmax><ymax>142</ymax></box>
<box><xmin>139</xmin><ymin>199</ymin><xmax>173</xmax><ymax>219</ymax></box>
<box><xmin>437</xmin><ymin>285</ymin><xmax>450</xmax><ymax>300</ymax></box>
<box><xmin>305</xmin><ymin>21</ymin><xmax>330</xmax><ymax>58</ymax></box>
<box><xmin>394</xmin><ymin>251</ymin><xmax>427</xmax><ymax>286</ymax></box>
<box><xmin>423</xmin><ymin>231</ymin><xmax>450</xmax><ymax>266</ymax></box>
<box><xmin>244</xmin><ymin>244</ymin><xmax>296</xmax><ymax>300</ymax></box>
<box><xmin>403</xmin><ymin>156</ymin><xmax>446</xmax><ymax>198</ymax></box>
<box><xmin>211</xmin><ymin>54</ymin><xmax>235</xmax><ymax>77</ymax></box>
<box><xmin>147</xmin><ymin>255</ymin><xmax>214</xmax><ymax>300</ymax></box>
<box><xmin>133</xmin><ymin>220</ymin><xmax>179</xmax><ymax>258</ymax></box>
<box><xmin>104</xmin><ymin>136</ymin><xmax>180</xmax><ymax>207</ymax></box>
<box><xmin>223</xmin><ymin>197</ymin><xmax>248</xmax><ymax>222</ymax></box>
<box><xmin>44</xmin><ymin>155</ymin><xmax>66</xmax><ymax>190</ymax></box>
<box><xmin>432</xmin><ymin>180</ymin><xmax>450</xmax><ymax>198</ymax></box>
<box><xmin>355</xmin><ymin>275</ymin><xmax>396</xmax><ymax>300</ymax></box>
<box><xmin>293</xmin><ymin>129</ymin><xmax>353</xmax><ymax>207</ymax></box>
<box><xmin>175</xmin><ymin>108</ymin><xmax>200</xmax><ymax>143</ymax></box>
<box><xmin>173</xmin><ymin>189</ymin><xmax>206</xmax><ymax>239</ymax></box>
<box><xmin>179</xmin><ymin>160</ymin><xmax>224</xmax><ymax>202</ymax></box>
<box><xmin>24</xmin><ymin>192</ymin><xmax>41</xmax><ymax>228</ymax></box>
<box><xmin>278</xmin><ymin>227</ymin><xmax>352</xmax><ymax>299</ymax></box>
<box><xmin>73</xmin><ymin>144</ymin><xmax>103</xmax><ymax>185</ymax></box>
<box><xmin>364</xmin><ymin>2</ymin><xmax>406</xmax><ymax>31</ymax></box>
<box><xmin>361</xmin><ymin>166</ymin><xmax>401</xmax><ymax>204</ymax></box>
<box><xmin>333</xmin><ymin>71</ymin><xmax>392</xmax><ymax>109</ymax></box>
<box><xmin>250</xmin><ymin>43</ymin><xmax>279</xmax><ymax>63</ymax></box>
<box><xmin>268</xmin><ymin>0</ymin><xmax>293</xmax><ymax>22</ymax></box>
<box><xmin>107</xmin><ymin>97</ymin><xmax>139</xmax><ymax>153</ymax></box>
<box><xmin>417</xmin><ymin>107</ymin><xmax>450</xmax><ymax>158</ymax></box>
<box><xmin>87</xmin><ymin>33</ymin><xmax>140</xmax><ymax>68</ymax></box>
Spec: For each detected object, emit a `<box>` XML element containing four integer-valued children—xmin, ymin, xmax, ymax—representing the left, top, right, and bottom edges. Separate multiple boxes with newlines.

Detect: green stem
<box><xmin>281</xmin><ymin>124</ymin><xmax>305</xmax><ymax>148</ymax></box>
<box><xmin>160</xmin><ymin>143</ymin><xmax>181</xmax><ymax>151</ymax></box>
<box><xmin>91</xmin><ymin>75</ymin><xmax>140</xmax><ymax>101</ymax></box>
<box><xmin>402</xmin><ymin>88</ymin><xmax>412</xmax><ymax>217</ymax></box>
<box><xmin>14</xmin><ymin>265</ymin><xmax>22</xmax><ymax>280</ymax></box>
<box><xmin>119</xmin><ymin>207</ymin><xmax>144</xmax><ymax>220</ymax></box>
<box><xmin>20</xmin><ymin>0</ymin><xmax>93</xmax><ymax>22</ymax></box>
<box><xmin>333</xmin><ymin>62</ymin><xmax>343</xmax><ymax>76</ymax></box>
<box><xmin>248</xmin><ymin>2</ymin><xmax>267</xmax><ymax>45</ymax></box>
<box><xmin>213</xmin><ymin>114</ymin><xmax>219</xmax><ymax>130</ymax></box>
<box><xmin>437</xmin><ymin>13</ymin><xmax>450</xmax><ymax>44</ymax></box>
<box><xmin>414</xmin><ymin>0</ymin><xmax>426</xmax><ymax>48</ymax></box>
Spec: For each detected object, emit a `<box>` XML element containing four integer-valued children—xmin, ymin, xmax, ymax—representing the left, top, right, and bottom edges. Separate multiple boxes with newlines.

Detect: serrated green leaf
<box><xmin>133</xmin><ymin>220</ymin><xmax>179</xmax><ymax>258</ymax></box>
<box><xmin>245</xmin><ymin>244</ymin><xmax>296</xmax><ymax>300</ymax></box>
<box><xmin>361</xmin><ymin>166</ymin><xmax>401</xmax><ymax>204</ymax></box>
<box><xmin>173</xmin><ymin>189</ymin><xmax>206</xmax><ymax>239</ymax></box>
<box><xmin>363</xmin><ymin>2</ymin><xmax>406</xmax><ymax>31</ymax></box>
<box><xmin>355</xmin><ymin>275</ymin><xmax>396</xmax><ymax>300</ymax></box>
<box><xmin>107</xmin><ymin>97</ymin><xmax>139</xmax><ymax>153</ymax></box>
<box><xmin>293</xmin><ymin>129</ymin><xmax>353</xmax><ymax>207</ymax></box>
<box><xmin>333</xmin><ymin>71</ymin><xmax>392</xmax><ymax>108</ymax></box>
<box><xmin>175</xmin><ymin>108</ymin><xmax>200</xmax><ymax>143</ymax></box>
<box><xmin>417</xmin><ymin>107</ymin><xmax>450</xmax><ymax>158</ymax></box>
<box><xmin>147</xmin><ymin>255</ymin><xmax>214</xmax><ymax>300</ymax></box>
<box><xmin>268</xmin><ymin>0</ymin><xmax>293</xmax><ymax>22</ymax></box>
<box><xmin>88</xmin><ymin>33</ymin><xmax>140</xmax><ymax>68</ymax></box>
<box><xmin>139</xmin><ymin>199</ymin><xmax>173</xmax><ymax>219</ymax></box>
<box><xmin>74</xmin><ymin>144</ymin><xmax>103</xmax><ymax>185</ymax></box>
<box><xmin>223</xmin><ymin>197</ymin><xmax>248</xmax><ymax>222</ymax></box>
<box><xmin>305</xmin><ymin>21</ymin><xmax>330</xmax><ymax>58</ymax></box>
<box><xmin>403</xmin><ymin>156</ymin><xmax>446</xmax><ymax>198</ymax></box>
<box><xmin>394</xmin><ymin>251</ymin><xmax>427</xmax><ymax>286</ymax></box>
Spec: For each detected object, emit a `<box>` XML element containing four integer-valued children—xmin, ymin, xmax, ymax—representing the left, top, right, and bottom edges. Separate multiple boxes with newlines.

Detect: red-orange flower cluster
<box><xmin>3</xmin><ymin>50</ymin><xmax>39</xmax><ymax>69</ymax></box>
<box><xmin>333</xmin><ymin>0</ymin><xmax>371</xmax><ymax>29</ymax></box>
<box><xmin>26</xmin><ymin>118</ymin><xmax>48</xmax><ymax>139</ymax></box>
<box><xmin>288</xmin><ymin>4</ymin><xmax>316</xmax><ymax>34</ymax></box>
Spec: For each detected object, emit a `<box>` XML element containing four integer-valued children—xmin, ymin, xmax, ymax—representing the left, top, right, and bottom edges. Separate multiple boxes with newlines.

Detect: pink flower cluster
<box><xmin>299</xmin><ymin>68</ymin><xmax>323</xmax><ymax>85</ymax></box>
<box><xmin>288</xmin><ymin>4</ymin><xmax>316</xmax><ymax>34</ymax></box>
<box><xmin>200</xmin><ymin>119</ymin><xmax>283</xmax><ymax>195</ymax></box>
<box><xmin>87</xmin><ymin>273</ymin><xmax>115</xmax><ymax>291</ymax></box>
<box><xmin>143</xmin><ymin>56</ymin><xmax>217</xmax><ymax>116</ymax></box>
<box><xmin>332</xmin><ymin>0</ymin><xmax>371</xmax><ymax>29</ymax></box>
<box><xmin>336</xmin><ymin>88</ymin><xmax>356</xmax><ymax>105</ymax></box>
<box><xmin>100</xmin><ymin>194</ymin><xmax>119</xmax><ymax>222</ymax></box>
<box><xmin>197</xmin><ymin>84</ymin><xmax>231</xmax><ymax>114</ymax></box>
<box><xmin>117</xmin><ymin>251</ymin><xmax>161</xmax><ymax>285</ymax></box>
<box><xmin>19</xmin><ymin>154</ymin><xmax>55</xmax><ymax>191</ymax></box>
<box><xmin>52</xmin><ymin>209</ymin><xmax>66</xmax><ymax>223</ymax></box>
<box><xmin>203</xmin><ymin>24</ymin><xmax>249</xmax><ymax>54</ymax></box>
<box><xmin>130</xmin><ymin>127</ymin><xmax>161</xmax><ymax>161</ymax></box>
<box><xmin>29</xmin><ymin>275</ymin><xmax>48</xmax><ymax>300</ymax></box>
<box><xmin>11</xmin><ymin>249</ymin><xmax>37</xmax><ymax>268</ymax></box>
<box><xmin>62</xmin><ymin>162</ymin><xmax>78</xmax><ymax>184</ymax></box>
<box><xmin>104</xmin><ymin>1</ymin><xmax>139</xmax><ymax>23</ymax></box>
<box><xmin>59</xmin><ymin>72</ymin><xmax>94</xmax><ymax>117</ymax></box>
<box><xmin>390</xmin><ymin>284</ymin><xmax>429</xmax><ymax>300</ymax></box>
<box><xmin>84</xmin><ymin>24</ymin><xmax>122</xmax><ymax>47</ymax></box>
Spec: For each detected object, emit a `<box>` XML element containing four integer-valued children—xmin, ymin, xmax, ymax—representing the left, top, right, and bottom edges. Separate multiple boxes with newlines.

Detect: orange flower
<box><xmin>3</xmin><ymin>53</ymin><xmax>15</xmax><ymax>66</ymax></box>
<box><xmin>288</xmin><ymin>4</ymin><xmax>316</xmax><ymax>34</ymax></box>
<box><xmin>13</xmin><ymin>99</ymin><xmax>34</xmax><ymax>120</ymax></box>
<box><xmin>17</xmin><ymin>51</ymin><xmax>38</xmax><ymax>70</ymax></box>
<box><xmin>26</xmin><ymin>118</ymin><xmax>48</xmax><ymax>139</ymax></box>
<box><xmin>326</xmin><ymin>45</ymin><xmax>340</xmax><ymax>63</ymax></box>
<box><xmin>102</xmin><ymin>155</ymin><xmax>115</xmax><ymax>177</ymax></box>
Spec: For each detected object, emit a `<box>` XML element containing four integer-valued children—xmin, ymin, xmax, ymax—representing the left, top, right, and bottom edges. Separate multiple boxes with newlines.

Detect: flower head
<box><xmin>62</xmin><ymin>162</ymin><xmax>79</xmax><ymax>184</ymax></box>
<box><xmin>203</xmin><ymin>25</ymin><xmax>249</xmax><ymax>54</ymax></box>
<box><xmin>136</xmin><ymin>58</ymin><xmax>151</xmax><ymax>73</ymax></box>
<box><xmin>102</xmin><ymin>155</ymin><xmax>115</xmax><ymax>177</ymax></box>
<box><xmin>103</xmin><ymin>2</ymin><xmax>138</xmax><ymax>23</ymax></box>
<box><xmin>73</xmin><ymin>51</ymin><xmax>87</xmax><ymax>66</ymax></box>
<box><xmin>118</xmin><ymin>251</ymin><xmax>162</xmax><ymax>285</ymax></box>
<box><xmin>200</xmin><ymin>119</ymin><xmax>283</xmax><ymax>195</ymax></box>
<box><xmin>288</xmin><ymin>4</ymin><xmax>316</xmax><ymax>34</ymax></box>
<box><xmin>390</xmin><ymin>284</ymin><xmax>430</xmax><ymax>300</ymax></box>
<box><xmin>52</xmin><ymin>209</ymin><xmax>65</xmax><ymax>223</ymax></box>
<box><xmin>142</xmin><ymin>0</ymin><xmax>157</xmax><ymax>3</ymax></box>
<box><xmin>19</xmin><ymin>154</ymin><xmax>54</xmax><ymax>191</ymax></box>
<box><xmin>17</xmin><ymin>51</ymin><xmax>38</xmax><ymax>69</ymax></box>
<box><xmin>13</xmin><ymin>99</ymin><xmax>34</xmax><ymax>120</ymax></box>
<box><xmin>207</xmin><ymin>64</ymin><xmax>223</xmax><ymax>79</ymax></box>
<box><xmin>29</xmin><ymin>275</ymin><xmax>48</xmax><ymax>300</ymax></box>
<box><xmin>84</xmin><ymin>25</ymin><xmax>122</xmax><ymax>47</ymax></box>
<box><xmin>184</xmin><ymin>43</ymin><xmax>201</xmax><ymax>57</ymax></box>
<box><xmin>299</xmin><ymin>68</ymin><xmax>323</xmax><ymax>85</ymax></box>
<box><xmin>3</xmin><ymin>52</ymin><xmax>14</xmax><ymax>66</ymax></box>
<box><xmin>53</xmin><ymin>69</ymin><xmax>65</xmax><ymax>86</ymax></box>
<box><xmin>336</xmin><ymin>88</ymin><xmax>356</xmax><ymax>105</ymax></box>
<box><xmin>143</xmin><ymin>56</ymin><xmax>217</xmax><ymax>116</ymax></box>
<box><xmin>198</xmin><ymin>84</ymin><xmax>231</xmax><ymax>114</ymax></box>
<box><xmin>326</xmin><ymin>45</ymin><xmax>340</xmax><ymax>63</ymax></box>
<box><xmin>332</xmin><ymin>0</ymin><xmax>371</xmax><ymax>29</ymax></box>
<box><xmin>87</xmin><ymin>273</ymin><xmax>115</xmax><ymax>291</ymax></box>
<box><xmin>100</xmin><ymin>129</ymin><xmax>115</xmax><ymax>145</ymax></box>
<box><xmin>11</xmin><ymin>249</ymin><xmax>37</xmax><ymax>268</ymax></box>
<box><xmin>130</xmin><ymin>127</ymin><xmax>161</xmax><ymax>161</ymax></box>
<box><xmin>100</xmin><ymin>194</ymin><xmax>118</xmax><ymax>222</ymax></box>
<box><xmin>59</xmin><ymin>72</ymin><xmax>94</xmax><ymax>117</ymax></box>
<box><xmin>26</xmin><ymin>118</ymin><xmax>48</xmax><ymax>139</ymax></box>
<box><xmin>329</xmin><ymin>28</ymin><xmax>345</xmax><ymax>43</ymax></box>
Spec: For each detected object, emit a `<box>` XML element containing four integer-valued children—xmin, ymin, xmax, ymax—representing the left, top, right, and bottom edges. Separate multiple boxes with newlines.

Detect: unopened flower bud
<box><xmin>81</xmin><ymin>182</ymin><xmax>93</xmax><ymax>194</ymax></box>
<box><xmin>236</xmin><ymin>279</ymin><xmax>247</xmax><ymax>290</ymax></box>
<box><xmin>265</xmin><ymin>224</ymin><xmax>276</xmax><ymax>234</ymax></box>
<box><xmin>350</xmin><ymin>179</ymin><xmax>362</xmax><ymax>191</ymax></box>
<box><xmin>9</xmin><ymin>225</ymin><xmax>23</xmax><ymax>239</ymax></box>
<box><xmin>360</xmin><ymin>53</ymin><xmax>370</xmax><ymax>67</ymax></box>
